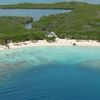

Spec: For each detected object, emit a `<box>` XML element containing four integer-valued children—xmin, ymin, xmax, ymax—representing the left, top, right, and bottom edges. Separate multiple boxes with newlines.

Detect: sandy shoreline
<box><xmin>0</xmin><ymin>38</ymin><xmax>100</xmax><ymax>51</ymax></box>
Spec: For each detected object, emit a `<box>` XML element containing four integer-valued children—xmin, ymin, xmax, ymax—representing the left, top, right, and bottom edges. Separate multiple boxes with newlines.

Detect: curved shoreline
<box><xmin>0</xmin><ymin>38</ymin><xmax>100</xmax><ymax>51</ymax></box>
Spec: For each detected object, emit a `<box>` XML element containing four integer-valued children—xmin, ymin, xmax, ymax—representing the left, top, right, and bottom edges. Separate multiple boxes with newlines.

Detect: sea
<box><xmin>0</xmin><ymin>0</ymin><xmax>100</xmax><ymax>100</ymax></box>
<box><xmin>0</xmin><ymin>46</ymin><xmax>100</xmax><ymax>100</ymax></box>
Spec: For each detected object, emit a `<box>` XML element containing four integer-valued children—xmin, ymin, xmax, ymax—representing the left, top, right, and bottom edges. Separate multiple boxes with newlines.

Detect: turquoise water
<box><xmin>0</xmin><ymin>47</ymin><xmax>100</xmax><ymax>100</ymax></box>
<box><xmin>0</xmin><ymin>0</ymin><xmax>99</xmax><ymax>4</ymax></box>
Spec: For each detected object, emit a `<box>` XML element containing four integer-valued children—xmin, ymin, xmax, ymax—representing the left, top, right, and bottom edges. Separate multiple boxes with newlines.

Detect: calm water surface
<box><xmin>0</xmin><ymin>9</ymin><xmax>70</xmax><ymax>20</ymax></box>
<box><xmin>0</xmin><ymin>47</ymin><xmax>100</xmax><ymax>100</ymax></box>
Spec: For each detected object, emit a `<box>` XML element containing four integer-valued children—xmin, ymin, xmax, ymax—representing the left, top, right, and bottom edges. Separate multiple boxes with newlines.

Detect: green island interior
<box><xmin>0</xmin><ymin>2</ymin><xmax>100</xmax><ymax>44</ymax></box>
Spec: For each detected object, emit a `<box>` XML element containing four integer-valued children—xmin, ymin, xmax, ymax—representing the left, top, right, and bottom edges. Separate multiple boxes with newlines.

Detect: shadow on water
<box><xmin>76</xmin><ymin>59</ymin><xmax>100</xmax><ymax>71</ymax></box>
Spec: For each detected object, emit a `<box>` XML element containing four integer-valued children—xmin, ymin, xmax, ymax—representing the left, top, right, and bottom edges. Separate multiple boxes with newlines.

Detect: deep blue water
<box><xmin>0</xmin><ymin>47</ymin><xmax>100</xmax><ymax>100</ymax></box>
<box><xmin>0</xmin><ymin>0</ymin><xmax>99</xmax><ymax>4</ymax></box>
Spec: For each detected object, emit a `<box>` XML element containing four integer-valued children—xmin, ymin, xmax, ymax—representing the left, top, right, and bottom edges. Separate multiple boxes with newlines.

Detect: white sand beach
<box><xmin>0</xmin><ymin>38</ymin><xmax>100</xmax><ymax>51</ymax></box>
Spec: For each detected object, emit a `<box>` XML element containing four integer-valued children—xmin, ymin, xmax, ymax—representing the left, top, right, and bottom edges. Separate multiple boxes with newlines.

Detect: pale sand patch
<box><xmin>0</xmin><ymin>38</ymin><xmax>100</xmax><ymax>51</ymax></box>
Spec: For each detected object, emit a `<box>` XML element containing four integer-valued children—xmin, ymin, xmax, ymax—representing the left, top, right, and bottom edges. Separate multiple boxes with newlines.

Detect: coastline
<box><xmin>0</xmin><ymin>38</ymin><xmax>100</xmax><ymax>51</ymax></box>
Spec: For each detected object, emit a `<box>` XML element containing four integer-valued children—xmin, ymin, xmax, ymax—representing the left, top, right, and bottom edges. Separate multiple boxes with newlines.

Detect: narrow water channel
<box><xmin>25</xmin><ymin>22</ymin><xmax>32</xmax><ymax>29</ymax></box>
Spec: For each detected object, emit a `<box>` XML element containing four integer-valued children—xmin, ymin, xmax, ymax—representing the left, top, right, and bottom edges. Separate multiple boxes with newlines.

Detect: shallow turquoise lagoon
<box><xmin>0</xmin><ymin>46</ymin><xmax>100</xmax><ymax>100</ymax></box>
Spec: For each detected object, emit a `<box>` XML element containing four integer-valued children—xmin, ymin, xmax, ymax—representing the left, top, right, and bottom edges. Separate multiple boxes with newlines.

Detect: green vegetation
<box><xmin>0</xmin><ymin>2</ymin><xmax>73</xmax><ymax>9</ymax></box>
<box><xmin>0</xmin><ymin>16</ymin><xmax>45</xmax><ymax>44</ymax></box>
<box><xmin>0</xmin><ymin>2</ymin><xmax>99</xmax><ymax>44</ymax></box>
<box><xmin>33</xmin><ymin>2</ymin><xmax>100</xmax><ymax>40</ymax></box>
<box><xmin>46</xmin><ymin>37</ymin><xmax>56</xmax><ymax>42</ymax></box>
